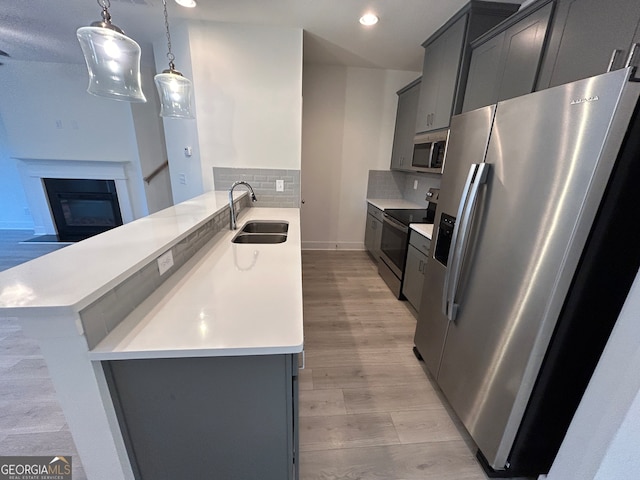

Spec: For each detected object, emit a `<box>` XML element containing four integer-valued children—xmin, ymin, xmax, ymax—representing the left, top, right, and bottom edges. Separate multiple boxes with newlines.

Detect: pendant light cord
<box><xmin>162</xmin><ymin>0</ymin><xmax>176</xmax><ymax>71</ymax></box>
<box><xmin>97</xmin><ymin>0</ymin><xmax>113</xmax><ymax>26</ymax></box>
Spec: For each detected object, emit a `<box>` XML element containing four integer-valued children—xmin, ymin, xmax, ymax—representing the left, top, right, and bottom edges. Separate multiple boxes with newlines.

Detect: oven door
<box><xmin>380</xmin><ymin>213</ymin><xmax>409</xmax><ymax>278</ymax></box>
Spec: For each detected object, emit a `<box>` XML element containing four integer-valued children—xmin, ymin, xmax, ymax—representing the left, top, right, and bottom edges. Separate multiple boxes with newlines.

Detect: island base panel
<box><xmin>103</xmin><ymin>354</ymin><xmax>298</xmax><ymax>480</ymax></box>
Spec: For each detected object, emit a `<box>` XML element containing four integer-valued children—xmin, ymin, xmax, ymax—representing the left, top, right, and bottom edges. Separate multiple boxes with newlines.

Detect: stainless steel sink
<box><xmin>232</xmin><ymin>233</ymin><xmax>287</xmax><ymax>244</ymax></box>
<box><xmin>240</xmin><ymin>221</ymin><xmax>289</xmax><ymax>234</ymax></box>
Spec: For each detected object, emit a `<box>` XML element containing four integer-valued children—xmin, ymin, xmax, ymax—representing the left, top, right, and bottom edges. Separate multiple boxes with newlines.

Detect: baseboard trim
<box><xmin>302</xmin><ymin>241</ymin><xmax>365</xmax><ymax>251</ymax></box>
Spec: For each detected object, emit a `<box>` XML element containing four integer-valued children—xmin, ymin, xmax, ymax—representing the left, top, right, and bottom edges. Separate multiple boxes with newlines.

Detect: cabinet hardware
<box><xmin>625</xmin><ymin>43</ymin><xmax>639</xmax><ymax>68</ymax></box>
<box><xmin>607</xmin><ymin>49</ymin><xmax>624</xmax><ymax>72</ymax></box>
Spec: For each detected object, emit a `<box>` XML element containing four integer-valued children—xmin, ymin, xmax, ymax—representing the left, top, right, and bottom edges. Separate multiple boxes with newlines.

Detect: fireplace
<box><xmin>16</xmin><ymin>158</ymin><xmax>135</xmax><ymax>238</ymax></box>
<box><xmin>43</xmin><ymin>178</ymin><xmax>123</xmax><ymax>242</ymax></box>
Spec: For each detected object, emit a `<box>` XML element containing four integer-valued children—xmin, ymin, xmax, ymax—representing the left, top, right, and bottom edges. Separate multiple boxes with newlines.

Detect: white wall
<box><xmin>153</xmin><ymin>22</ymin><xmax>203</xmax><ymax>205</ymax></box>
<box><xmin>190</xmin><ymin>22</ymin><xmax>302</xmax><ymax>172</ymax></box>
<box><xmin>301</xmin><ymin>65</ymin><xmax>418</xmax><ymax>249</ymax></box>
<box><xmin>155</xmin><ymin>21</ymin><xmax>303</xmax><ymax>204</ymax></box>
<box><xmin>0</xmin><ymin>114</ymin><xmax>33</xmax><ymax>229</ymax></box>
<box><xmin>0</xmin><ymin>61</ymin><xmax>150</xmax><ymax>222</ymax></box>
<box><xmin>131</xmin><ymin>65</ymin><xmax>174</xmax><ymax>214</ymax></box>
<box><xmin>543</xmin><ymin>268</ymin><xmax>640</xmax><ymax>480</ymax></box>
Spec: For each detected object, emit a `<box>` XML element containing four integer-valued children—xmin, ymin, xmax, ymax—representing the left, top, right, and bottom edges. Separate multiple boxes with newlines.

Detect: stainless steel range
<box><xmin>378</xmin><ymin>189</ymin><xmax>438</xmax><ymax>298</ymax></box>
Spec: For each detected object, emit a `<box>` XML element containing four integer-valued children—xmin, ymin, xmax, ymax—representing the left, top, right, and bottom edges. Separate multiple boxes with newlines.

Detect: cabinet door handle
<box><xmin>607</xmin><ymin>49</ymin><xmax>624</xmax><ymax>72</ymax></box>
<box><xmin>418</xmin><ymin>259</ymin><xmax>424</xmax><ymax>273</ymax></box>
<box><xmin>625</xmin><ymin>43</ymin><xmax>640</xmax><ymax>68</ymax></box>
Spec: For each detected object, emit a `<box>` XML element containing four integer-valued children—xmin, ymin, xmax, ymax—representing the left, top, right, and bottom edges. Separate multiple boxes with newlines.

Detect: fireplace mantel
<box><xmin>16</xmin><ymin>158</ymin><xmax>135</xmax><ymax>236</ymax></box>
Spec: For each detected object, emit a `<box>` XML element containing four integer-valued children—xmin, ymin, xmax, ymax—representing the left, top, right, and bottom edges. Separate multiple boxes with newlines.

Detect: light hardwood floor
<box><xmin>0</xmin><ymin>230</ymin><xmax>67</xmax><ymax>272</ymax></box>
<box><xmin>0</xmin><ymin>234</ymin><xmax>491</xmax><ymax>479</ymax></box>
<box><xmin>299</xmin><ymin>251</ymin><xmax>490</xmax><ymax>480</ymax></box>
<box><xmin>0</xmin><ymin>231</ymin><xmax>86</xmax><ymax>479</ymax></box>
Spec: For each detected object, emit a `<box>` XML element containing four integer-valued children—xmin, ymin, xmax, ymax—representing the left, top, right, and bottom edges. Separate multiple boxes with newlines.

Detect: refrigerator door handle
<box><xmin>444</xmin><ymin>163</ymin><xmax>490</xmax><ymax>322</ymax></box>
<box><xmin>625</xmin><ymin>43</ymin><xmax>639</xmax><ymax>68</ymax></box>
<box><xmin>442</xmin><ymin>164</ymin><xmax>477</xmax><ymax>318</ymax></box>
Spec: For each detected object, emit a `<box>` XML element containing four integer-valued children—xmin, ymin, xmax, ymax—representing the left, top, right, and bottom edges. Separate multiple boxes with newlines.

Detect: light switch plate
<box><xmin>157</xmin><ymin>250</ymin><xmax>174</xmax><ymax>276</ymax></box>
<box><xmin>413</xmin><ymin>180</ymin><xmax>418</xmax><ymax>190</ymax></box>
<box><xmin>276</xmin><ymin>179</ymin><xmax>284</xmax><ymax>192</ymax></box>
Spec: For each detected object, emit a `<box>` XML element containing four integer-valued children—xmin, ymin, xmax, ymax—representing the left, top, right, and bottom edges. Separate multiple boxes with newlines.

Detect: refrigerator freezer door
<box><xmin>436</xmin><ymin>68</ymin><xmax>638</xmax><ymax>470</ymax></box>
<box><xmin>414</xmin><ymin>106</ymin><xmax>496</xmax><ymax>377</ymax></box>
<box><xmin>437</xmin><ymin>105</ymin><xmax>496</xmax><ymax>218</ymax></box>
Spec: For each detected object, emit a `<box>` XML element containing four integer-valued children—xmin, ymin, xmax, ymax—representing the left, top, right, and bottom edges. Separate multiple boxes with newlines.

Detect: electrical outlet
<box><xmin>413</xmin><ymin>180</ymin><xmax>418</xmax><ymax>190</ymax></box>
<box><xmin>157</xmin><ymin>250</ymin><xmax>174</xmax><ymax>276</ymax></box>
<box><xmin>179</xmin><ymin>173</ymin><xmax>187</xmax><ymax>185</ymax></box>
<box><xmin>276</xmin><ymin>179</ymin><xmax>284</xmax><ymax>192</ymax></box>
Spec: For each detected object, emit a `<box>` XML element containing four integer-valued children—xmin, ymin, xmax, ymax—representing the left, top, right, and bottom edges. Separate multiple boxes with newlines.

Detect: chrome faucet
<box><xmin>228</xmin><ymin>181</ymin><xmax>257</xmax><ymax>230</ymax></box>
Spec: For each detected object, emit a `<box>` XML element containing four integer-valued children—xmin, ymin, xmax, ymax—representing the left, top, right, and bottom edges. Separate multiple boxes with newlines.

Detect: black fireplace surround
<box><xmin>43</xmin><ymin>178</ymin><xmax>123</xmax><ymax>242</ymax></box>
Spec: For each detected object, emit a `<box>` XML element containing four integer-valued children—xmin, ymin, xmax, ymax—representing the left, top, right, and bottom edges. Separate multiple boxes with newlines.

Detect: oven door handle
<box><xmin>383</xmin><ymin>213</ymin><xmax>409</xmax><ymax>233</ymax></box>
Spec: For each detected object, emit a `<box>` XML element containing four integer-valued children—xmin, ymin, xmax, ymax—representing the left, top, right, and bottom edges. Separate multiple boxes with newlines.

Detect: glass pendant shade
<box><xmin>77</xmin><ymin>26</ymin><xmax>146</xmax><ymax>103</ymax></box>
<box><xmin>154</xmin><ymin>71</ymin><xmax>194</xmax><ymax>118</ymax></box>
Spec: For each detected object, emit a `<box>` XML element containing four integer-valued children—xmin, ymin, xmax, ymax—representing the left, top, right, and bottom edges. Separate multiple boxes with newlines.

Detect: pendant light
<box><xmin>154</xmin><ymin>0</ymin><xmax>194</xmax><ymax>119</ymax></box>
<box><xmin>76</xmin><ymin>0</ymin><xmax>146</xmax><ymax>102</ymax></box>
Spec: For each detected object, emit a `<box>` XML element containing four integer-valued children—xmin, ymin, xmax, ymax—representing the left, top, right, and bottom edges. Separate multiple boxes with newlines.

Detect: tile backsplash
<box><xmin>401</xmin><ymin>172</ymin><xmax>441</xmax><ymax>205</ymax></box>
<box><xmin>213</xmin><ymin>167</ymin><xmax>300</xmax><ymax>208</ymax></box>
<box><xmin>367</xmin><ymin>170</ymin><xmax>440</xmax><ymax>206</ymax></box>
<box><xmin>366</xmin><ymin>170</ymin><xmax>405</xmax><ymax>199</ymax></box>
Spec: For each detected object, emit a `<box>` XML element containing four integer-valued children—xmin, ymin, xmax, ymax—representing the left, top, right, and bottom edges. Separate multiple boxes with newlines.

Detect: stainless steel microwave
<box><xmin>412</xmin><ymin>129</ymin><xmax>449</xmax><ymax>173</ymax></box>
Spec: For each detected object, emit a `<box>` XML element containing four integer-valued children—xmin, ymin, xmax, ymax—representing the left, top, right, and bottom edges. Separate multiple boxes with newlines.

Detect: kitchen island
<box><xmin>0</xmin><ymin>191</ymin><xmax>303</xmax><ymax>480</ymax></box>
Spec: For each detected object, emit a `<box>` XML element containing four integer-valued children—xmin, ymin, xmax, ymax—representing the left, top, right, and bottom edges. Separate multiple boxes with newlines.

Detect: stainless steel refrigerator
<box><xmin>413</xmin><ymin>67</ymin><xmax>640</xmax><ymax>477</ymax></box>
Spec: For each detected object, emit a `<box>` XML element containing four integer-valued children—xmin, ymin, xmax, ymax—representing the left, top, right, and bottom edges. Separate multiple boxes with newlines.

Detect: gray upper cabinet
<box><xmin>537</xmin><ymin>0</ymin><xmax>640</xmax><ymax>89</ymax></box>
<box><xmin>416</xmin><ymin>16</ymin><xmax>467</xmax><ymax>133</ymax></box>
<box><xmin>463</xmin><ymin>1</ymin><xmax>554</xmax><ymax>112</ymax></box>
<box><xmin>390</xmin><ymin>79</ymin><xmax>421</xmax><ymax>171</ymax></box>
<box><xmin>462</xmin><ymin>31</ymin><xmax>505</xmax><ymax>112</ymax></box>
<box><xmin>415</xmin><ymin>1</ymin><xmax>519</xmax><ymax>134</ymax></box>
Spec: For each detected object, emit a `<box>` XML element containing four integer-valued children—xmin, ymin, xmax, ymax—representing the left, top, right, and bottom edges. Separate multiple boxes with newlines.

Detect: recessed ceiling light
<box><xmin>175</xmin><ymin>0</ymin><xmax>197</xmax><ymax>7</ymax></box>
<box><xmin>359</xmin><ymin>13</ymin><xmax>379</xmax><ymax>26</ymax></box>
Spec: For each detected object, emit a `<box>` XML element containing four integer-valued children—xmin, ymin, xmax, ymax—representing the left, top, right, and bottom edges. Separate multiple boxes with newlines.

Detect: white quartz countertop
<box><xmin>367</xmin><ymin>198</ymin><xmax>424</xmax><ymax>210</ymax></box>
<box><xmin>411</xmin><ymin>224</ymin><xmax>434</xmax><ymax>240</ymax></box>
<box><xmin>90</xmin><ymin>207</ymin><xmax>303</xmax><ymax>360</ymax></box>
<box><xmin>0</xmin><ymin>191</ymin><xmax>247</xmax><ymax>315</ymax></box>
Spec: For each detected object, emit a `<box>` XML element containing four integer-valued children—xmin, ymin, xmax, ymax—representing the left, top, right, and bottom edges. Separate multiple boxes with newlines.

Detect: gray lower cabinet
<box><xmin>103</xmin><ymin>354</ymin><xmax>299</xmax><ymax>480</ymax></box>
<box><xmin>537</xmin><ymin>0</ymin><xmax>640</xmax><ymax>89</ymax></box>
<box><xmin>390</xmin><ymin>78</ymin><xmax>421</xmax><ymax>171</ymax></box>
<box><xmin>463</xmin><ymin>1</ymin><xmax>554</xmax><ymax>112</ymax></box>
<box><xmin>365</xmin><ymin>204</ymin><xmax>383</xmax><ymax>261</ymax></box>
<box><xmin>402</xmin><ymin>230</ymin><xmax>431</xmax><ymax>312</ymax></box>
<box><xmin>415</xmin><ymin>1</ymin><xmax>519</xmax><ymax>134</ymax></box>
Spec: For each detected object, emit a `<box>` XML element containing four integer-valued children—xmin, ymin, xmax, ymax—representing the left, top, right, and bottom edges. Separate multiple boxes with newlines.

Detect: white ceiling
<box><xmin>0</xmin><ymin>0</ymin><xmax>522</xmax><ymax>72</ymax></box>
